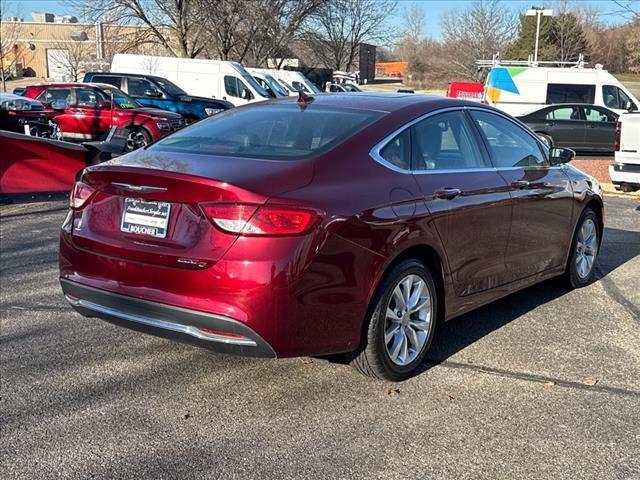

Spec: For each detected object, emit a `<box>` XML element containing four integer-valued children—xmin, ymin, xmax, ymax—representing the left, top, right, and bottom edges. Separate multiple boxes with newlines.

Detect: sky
<box><xmin>2</xmin><ymin>0</ymin><xmax>636</xmax><ymax>40</ymax></box>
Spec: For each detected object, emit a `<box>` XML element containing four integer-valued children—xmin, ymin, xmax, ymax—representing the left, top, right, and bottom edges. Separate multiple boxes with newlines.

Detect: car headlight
<box><xmin>1</xmin><ymin>99</ymin><xmax>32</xmax><ymax>111</ymax></box>
<box><xmin>205</xmin><ymin>107</ymin><xmax>223</xmax><ymax>116</ymax></box>
<box><xmin>156</xmin><ymin>121</ymin><xmax>171</xmax><ymax>131</ymax></box>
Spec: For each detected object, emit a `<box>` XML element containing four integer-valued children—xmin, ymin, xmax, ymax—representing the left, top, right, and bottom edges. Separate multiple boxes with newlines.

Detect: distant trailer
<box><xmin>375</xmin><ymin>62</ymin><xmax>408</xmax><ymax>78</ymax></box>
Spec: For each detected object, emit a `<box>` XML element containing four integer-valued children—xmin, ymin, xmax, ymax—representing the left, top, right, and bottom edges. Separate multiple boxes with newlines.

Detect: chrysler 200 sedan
<box><xmin>60</xmin><ymin>94</ymin><xmax>603</xmax><ymax>380</ymax></box>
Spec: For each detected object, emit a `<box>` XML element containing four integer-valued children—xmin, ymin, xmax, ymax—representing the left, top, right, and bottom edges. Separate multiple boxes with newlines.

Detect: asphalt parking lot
<box><xmin>1</xmin><ymin>198</ymin><xmax>639</xmax><ymax>480</ymax></box>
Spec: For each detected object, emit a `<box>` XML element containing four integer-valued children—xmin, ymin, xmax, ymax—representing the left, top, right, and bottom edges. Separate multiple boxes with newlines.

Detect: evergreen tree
<box><xmin>508</xmin><ymin>10</ymin><xmax>556</xmax><ymax>61</ymax></box>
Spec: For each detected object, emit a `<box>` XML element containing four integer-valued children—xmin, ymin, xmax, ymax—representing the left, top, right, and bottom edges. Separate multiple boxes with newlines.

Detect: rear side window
<box><xmin>36</xmin><ymin>88</ymin><xmax>71</xmax><ymax>104</ymax></box>
<box><xmin>91</xmin><ymin>75</ymin><xmax>122</xmax><ymax>89</ymax></box>
<box><xmin>470</xmin><ymin>110</ymin><xmax>548</xmax><ymax>168</ymax></box>
<box><xmin>546</xmin><ymin>83</ymin><xmax>595</xmax><ymax>104</ymax></box>
<box><xmin>583</xmin><ymin>106</ymin><xmax>616</xmax><ymax>123</ymax></box>
<box><xmin>151</xmin><ymin>104</ymin><xmax>382</xmax><ymax>160</ymax></box>
<box><xmin>545</xmin><ymin>106</ymin><xmax>581</xmax><ymax>121</ymax></box>
<box><xmin>379</xmin><ymin>129</ymin><xmax>411</xmax><ymax>170</ymax></box>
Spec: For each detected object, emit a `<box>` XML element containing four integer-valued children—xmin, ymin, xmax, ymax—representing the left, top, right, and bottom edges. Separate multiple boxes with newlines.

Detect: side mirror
<box><xmin>626</xmin><ymin>101</ymin><xmax>638</xmax><ymax>112</ymax></box>
<box><xmin>50</xmin><ymin>99</ymin><xmax>69</xmax><ymax>111</ymax></box>
<box><xmin>144</xmin><ymin>88</ymin><xmax>162</xmax><ymax>98</ymax></box>
<box><xmin>549</xmin><ymin>147</ymin><xmax>575</xmax><ymax>165</ymax></box>
<box><xmin>98</xmin><ymin>101</ymin><xmax>112</xmax><ymax>109</ymax></box>
<box><xmin>241</xmin><ymin>88</ymin><xmax>253</xmax><ymax>100</ymax></box>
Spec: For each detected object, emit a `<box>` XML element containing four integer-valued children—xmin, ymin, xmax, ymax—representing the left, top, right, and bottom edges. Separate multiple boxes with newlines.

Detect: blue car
<box><xmin>83</xmin><ymin>72</ymin><xmax>233</xmax><ymax>123</ymax></box>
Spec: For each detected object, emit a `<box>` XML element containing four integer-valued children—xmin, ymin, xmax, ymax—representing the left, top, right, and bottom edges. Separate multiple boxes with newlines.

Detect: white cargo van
<box><xmin>110</xmin><ymin>54</ymin><xmax>271</xmax><ymax>106</ymax></box>
<box><xmin>610</xmin><ymin>112</ymin><xmax>640</xmax><ymax>192</ymax></box>
<box><xmin>245</xmin><ymin>68</ymin><xmax>289</xmax><ymax>98</ymax></box>
<box><xmin>483</xmin><ymin>64</ymin><xmax>639</xmax><ymax>116</ymax></box>
<box><xmin>252</xmin><ymin>68</ymin><xmax>321</xmax><ymax>96</ymax></box>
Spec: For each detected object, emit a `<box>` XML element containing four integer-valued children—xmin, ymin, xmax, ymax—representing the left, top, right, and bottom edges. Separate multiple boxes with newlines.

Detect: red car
<box><xmin>60</xmin><ymin>94</ymin><xmax>603</xmax><ymax>380</ymax></box>
<box><xmin>22</xmin><ymin>83</ymin><xmax>186</xmax><ymax>151</ymax></box>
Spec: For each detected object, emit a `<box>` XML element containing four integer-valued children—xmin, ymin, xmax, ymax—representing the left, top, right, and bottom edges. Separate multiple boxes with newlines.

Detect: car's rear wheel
<box><xmin>563</xmin><ymin>208</ymin><xmax>600</xmax><ymax>288</ymax></box>
<box><xmin>350</xmin><ymin>259</ymin><xmax>437</xmax><ymax>381</ymax></box>
<box><xmin>125</xmin><ymin>127</ymin><xmax>152</xmax><ymax>152</ymax></box>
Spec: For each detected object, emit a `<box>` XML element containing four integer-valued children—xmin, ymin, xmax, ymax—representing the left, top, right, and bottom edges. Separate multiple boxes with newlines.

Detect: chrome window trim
<box><xmin>370</xmin><ymin>105</ymin><xmax>552</xmax><ymax>175</ymax></box>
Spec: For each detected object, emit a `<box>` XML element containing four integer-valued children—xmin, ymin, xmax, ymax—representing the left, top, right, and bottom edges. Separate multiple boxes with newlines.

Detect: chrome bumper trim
<box><xmin>65</xmin><ymin>295</ymin><xmax>257</xmax><ymax>347</ymax></box>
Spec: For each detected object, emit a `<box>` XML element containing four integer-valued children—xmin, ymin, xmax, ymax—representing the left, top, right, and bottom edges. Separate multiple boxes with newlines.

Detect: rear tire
<box><xmin>563</xmin><ymin>208</ymin><xmax>600</xmax><ymax>288</ymax></box>
<box><xmin>125</xmin><ymin>127</ymin><xmax>152</xmax><ymax>152</ymax></box>
<box><xmin>350</xmin><ymin>259</ymin><xmax>437</xmax><ymax>381</ymax></box>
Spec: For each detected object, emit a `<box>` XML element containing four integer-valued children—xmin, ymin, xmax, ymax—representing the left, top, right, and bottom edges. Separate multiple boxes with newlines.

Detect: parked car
<box><xmin>609</xmin><ymin>112</ymin><xmax>640</xmax><ymax>192</ymax></box>
<box><xmin>83</xmin><ymin>72</ymin><xmax>233</xmax><ymax>122</ymax></box>
<box><xmin>111</xmin><ymin>54</ymin><xmax>271</xmax><ymax>106</ymax></box>
<box><xmin>483</xmin><ymin>64</ymin><xmax>639</xmax><ymax>116</ymax></box>
<box><xmin>60</xmin><ymin>94</ymin><xmax>603</xmax><ymax>381</ymax></box>
<box><xmin>0</xmin><ymin>92</ymin><xmax>56</xmax><ymax>136</ymax></box>
<box><xmin>517</xmin><ymin>103</ymin><xmax>618</xmax><ymax>152</ymax></box>
<box><xmin>326</xmin><ymin>82</ymin><xmax>362</xmax><ymax>93</ymax></box>
<box><xmin>22</xmin><ymin>83</ymin><xmax>186</xmax><ymax>151</ymax></box>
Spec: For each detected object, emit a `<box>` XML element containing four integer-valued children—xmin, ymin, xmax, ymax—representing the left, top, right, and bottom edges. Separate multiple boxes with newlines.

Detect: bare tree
<box><xmin>0</xmin><ymin>0</ymin><xmax>27</xmax><ymax>92</ymax></box>
<box><xmin>198</xmin><ymin>0</ymin><xmax>326</xmax><ymax>65</ymax></box>
<box><xmin>441</xmin><ymin>0</ymin><xmax>517</xmax><ymax>80</ymax></box>
<box><xmin>48</xmin><ymin>34</ymin><xmax>94</xmax><ymax>81</ymax></box>
<box><xmin>74</xmin><ymin>0</ymin><xmax>206</xmax><ymax>58</ymax></box>
<box><xmin>401</xmin><ymin>2</ymin><xmax>425</xmax><ymax>43</ymax></box>
<box><xmin>302</xmin><ymin>0</ymin><xmax>397</xmax><ymax>71</ymax></box>
<box><xmin>551</xmin><ymin>0</ymin><xmax>588</xmax><ymax>62</ymax></box>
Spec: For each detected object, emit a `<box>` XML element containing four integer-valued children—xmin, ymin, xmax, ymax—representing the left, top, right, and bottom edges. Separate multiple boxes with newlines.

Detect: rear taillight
<box><xmin>69</xmin><ymin>181</ymin><xmax>96</xmax><ymax>209</ymax></box>
<box><xmin>615</xmin><ymin>121</ymin><xmax>621</xmax><ymax>152</ymax></box>
<box><xmin>200</xmin><ymin>203</ymin><xmax>322</xmax><ymax>236</ymax></box>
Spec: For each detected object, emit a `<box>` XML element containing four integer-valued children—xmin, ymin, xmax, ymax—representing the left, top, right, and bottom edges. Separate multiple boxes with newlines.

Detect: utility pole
<box><xmin>525</xmin><ymin>8</ymin><xmax>553</xmax><ymax>65</ymax></box>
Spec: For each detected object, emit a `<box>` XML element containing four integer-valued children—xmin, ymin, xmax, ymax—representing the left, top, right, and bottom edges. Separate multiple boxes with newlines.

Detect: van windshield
<box><xmin>150</xmin><ymin>104</ymin><xmax>382</xmax><ymax>160</ymax></box>
<box><xmin>242</xmin><ymin>74</ymin><xmax>270</xmax><ymax>98</ymax></box>
<box><xmin>265</xmin><ymin>74</ymin><xmax>289</xmax><ymax>96</ymax></box>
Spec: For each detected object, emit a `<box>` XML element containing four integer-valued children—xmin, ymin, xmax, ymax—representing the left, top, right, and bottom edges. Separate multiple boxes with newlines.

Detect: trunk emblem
<box><xmin>112</xmin><ymin>182</ymin><xmax>167</xmax><ymax>193</ymax></box>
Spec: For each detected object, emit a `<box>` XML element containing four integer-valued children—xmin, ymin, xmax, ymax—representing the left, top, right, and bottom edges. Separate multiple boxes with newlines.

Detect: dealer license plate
<box><xmin>120</xmin><ymin>198</ymin><xmax>171</xmax><ymax>238</ymax></box>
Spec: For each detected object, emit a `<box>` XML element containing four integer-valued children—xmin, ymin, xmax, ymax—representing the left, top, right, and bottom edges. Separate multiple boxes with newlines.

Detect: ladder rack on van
<box><xmin>476</xmin><ymin>53</ymin><xmax>589</xmax><ymax>69</ymax></box>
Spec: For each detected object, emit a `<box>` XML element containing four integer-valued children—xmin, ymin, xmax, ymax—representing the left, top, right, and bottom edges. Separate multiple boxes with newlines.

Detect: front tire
<box><xmin>350</xmin><ymin>259</ymin><xmax>437</xmax><ymax>381</ymax></box>
<box><xmin>563</xmin><ymin>208</ymin><xmax>600</xmax><ymax>288</ymax></box>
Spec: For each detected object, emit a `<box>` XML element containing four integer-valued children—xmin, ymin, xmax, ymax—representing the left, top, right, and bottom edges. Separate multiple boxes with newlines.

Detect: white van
<box><xmin>110</xmin><ymin>54</ymin><xmax>271</xmax><ymax>106</ymax></box>
<box><xmin>484</xmin><ymin>64</ymin><xmax>640</xmax><ymax>116</ymax></box>
<box><xmin>245</xmin><ymin>68</ymin><xmax>289</xmax><ymax>98</ymax></box>
<box><xmin>252</xmin><ymin>68</ymin><xmax>321</xmax><ymax>96</ymax></box>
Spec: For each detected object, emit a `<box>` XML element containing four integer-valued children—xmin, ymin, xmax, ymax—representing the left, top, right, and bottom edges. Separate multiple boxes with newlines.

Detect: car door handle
<box><xmin>435</xmin><ymin>187</ymin><xmax>462</xmax><ymax>200</ymax></box>
<box><xmin>545</xmin><ymin>122</ymin><xmax>554</xmax><ymax>126</ymax></box>
<box><xmin>511</xmin><ymin>180</ymin><xmax>530</xmax><ymax>189</ymax></box>
<box><xmin>588</xmin><ymin>124</ymin><xmax>597</xmax><ymax>128</ymax></box>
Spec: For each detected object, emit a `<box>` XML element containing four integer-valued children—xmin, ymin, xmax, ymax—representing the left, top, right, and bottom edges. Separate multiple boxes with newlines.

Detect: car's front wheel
<box><xmin>125</xmin><ymin>127</ymin><xmax>152</xmax><ymax>152</ymax></box>
<box><xmin>350</xmin><ymin>259</ymin><xmax>437</xmax><ymax>381</ymax></box>
<box><xmin>564</xmin><ymin>208</ymin><xmax>600</xmax><ymax>288</ymax></box>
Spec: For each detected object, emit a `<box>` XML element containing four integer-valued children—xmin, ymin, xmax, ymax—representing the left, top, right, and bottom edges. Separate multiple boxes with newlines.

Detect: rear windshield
<box><xmin>150</xmin><ymin>104</ymin><xmax>383</xmax><ymax>160</ymax></box>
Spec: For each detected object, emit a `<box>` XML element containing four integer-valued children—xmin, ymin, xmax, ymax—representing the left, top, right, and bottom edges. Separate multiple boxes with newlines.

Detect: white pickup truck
<box><xmin>610</xmin><ymin>112</ymin><xmax>640</xmax><ymax>192</ymax></box>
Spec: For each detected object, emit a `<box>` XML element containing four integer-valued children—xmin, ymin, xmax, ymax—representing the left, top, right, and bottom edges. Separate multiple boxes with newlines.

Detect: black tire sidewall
<box><xmin>371</xmin><ymin>260</ymin><xmax>438</xmax><ymax>379</ymax></box>
<box><xmin>567</xmin><ymin>209</ymin><xmax>600</xmax><ymax>288</ymax></box>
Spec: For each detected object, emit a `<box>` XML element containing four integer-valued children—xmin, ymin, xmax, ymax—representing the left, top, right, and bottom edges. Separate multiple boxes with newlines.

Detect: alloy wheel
<box><xmin>575</xmin><ymin>218</ymin><xmax>597</xmax><ymax>279</ymax></box>
<box><xmin>384</xmin><ymin>274</ymin><xmax>432</xmax><ymax>366</ymax></box>
<box><xmin>125</xmin><ymin>130</ymin><xmax>149</xmax><ymax>151</ymax></box>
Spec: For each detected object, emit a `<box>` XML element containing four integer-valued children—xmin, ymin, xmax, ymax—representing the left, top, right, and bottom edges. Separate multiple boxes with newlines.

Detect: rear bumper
<box><xmin>609</xmin><ymin>164</ymin><xmax>640</xmax><ymax>186</ymax></box>
<box><xmin>60</xmin><ymin>279</ymin><xmax>276</xmax><ymax>358</ymax></box>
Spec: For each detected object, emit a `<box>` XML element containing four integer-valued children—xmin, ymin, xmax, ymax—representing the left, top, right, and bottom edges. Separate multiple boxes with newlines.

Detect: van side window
<box><xmin>546</xmin><ymin>84</ymin><xmax>595</xmax><ymax>104</ymax></box>
<box><xmin>603</xmin><ymin>85</ymin><xmax>632</xmax><ymax>110</ymax></box>
<box><xmin>224</xmin><ymin>76</ymin><xmax>248</xmax><ymax>98</ymax></box>
<box><xmin>91</xmin><ymin>75</ymin><xmax>121</xmax><ymax>89</ymax></box>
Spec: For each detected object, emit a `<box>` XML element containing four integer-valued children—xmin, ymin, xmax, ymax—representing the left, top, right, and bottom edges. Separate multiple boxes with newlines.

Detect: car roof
<box><xmin>25</xmin><ymin>82</ymin><xmax>122</xmax><ymax>91</ymax></box>
<box><xmin>262</xmin><ymin>93</ymin><xmax>483</xmax><ymax>114</ymax></box>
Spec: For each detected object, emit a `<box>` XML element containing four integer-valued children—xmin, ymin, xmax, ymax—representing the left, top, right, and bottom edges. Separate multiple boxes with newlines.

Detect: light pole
<box><xmin>525</xmin><ymin>8</ymin><xmax>553</xmax><ymax>64</ymax></box>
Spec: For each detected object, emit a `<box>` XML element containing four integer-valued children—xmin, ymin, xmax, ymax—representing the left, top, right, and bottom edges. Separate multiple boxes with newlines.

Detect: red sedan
<box><xmin>22</xmin><ymin>83</ymin><xmax>186</xmax><ymax>151</ymax></box>
<box><xmin>59</xmin><ymin>94</ymin><xmax>603</xmax><ymax>380</ymax></box>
